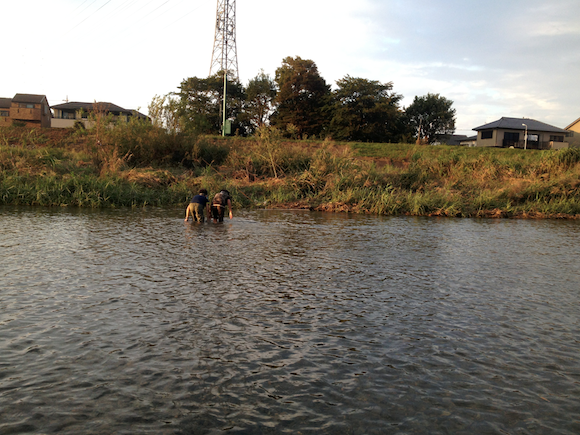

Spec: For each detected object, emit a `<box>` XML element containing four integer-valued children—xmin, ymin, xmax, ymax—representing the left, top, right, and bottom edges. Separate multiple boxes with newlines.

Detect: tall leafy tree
<box><xmin>330</xmin><ymin>76</ymin><xmax>403</xmax><ymax>142</ymax></box>
<box><xmin>148</xmin><ymin>94</ymin><xmax>181</xmax><ymax>133</ymax></box>
<box><xmin>271</xmin><ymin>56</ymin><xmax>331</xmax><ymax>138</ymax></box>
<box><xmin>404</xmin><ymin>93</ymin><xmax>456</xmax><ymax>144</ymax></box>
<box><xmin>245</xmin><ymin>70</ymin><xmax>277</xmax><ymax>133</ymax></box>
<box><xmin>177</xmin><ymin>72</ymin><xmax>246</xmax><ymax>135</ymax></box>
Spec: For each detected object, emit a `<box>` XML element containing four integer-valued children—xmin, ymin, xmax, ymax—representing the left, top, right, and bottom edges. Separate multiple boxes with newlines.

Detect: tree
<box><xmin>177</xmin><ymin>72</ymin><xmax>246</xmax><ymax>135</ymax></box>
<box><xmin>329</xmin><ymin>75</ymin><xmax>403</xmax><ymax>142</ymax></box>
<box><xmin>245</xmin><ymin>70</ymin><xmax>277</xmax><ymax>133</ymax></box>
<box><xmin>404</xmin><ymin>93</ymin><xmax>456</xmax><ymax>145</ymax></box>
<box><xmin>271</xmin><ymin>56</ymin><xmax>331</xmax><ymax>138</ymax></box>
<box><xmin>148</xmin><ymin>94</ymin><xmax>181</xmax><ymax>133</ymax></box>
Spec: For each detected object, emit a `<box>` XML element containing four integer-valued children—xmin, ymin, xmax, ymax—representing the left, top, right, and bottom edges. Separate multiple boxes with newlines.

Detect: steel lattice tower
<box><xmin>209</xmin><ymin>0</ymin><xmax>239</xmax><ymax>80</ymax></box>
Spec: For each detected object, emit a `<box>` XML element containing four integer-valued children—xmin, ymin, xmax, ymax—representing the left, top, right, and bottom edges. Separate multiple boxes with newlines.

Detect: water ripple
<box><xmin>1</xmin><ymin>207</ymin><xmax>579</xmax><ymax>434</ymax></box>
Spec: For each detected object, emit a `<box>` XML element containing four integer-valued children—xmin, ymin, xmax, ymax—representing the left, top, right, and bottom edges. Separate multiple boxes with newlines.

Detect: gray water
<box><xmin>1</xmin><ymin>206</ymin><xmax>579</xmax><ymax>435</ymax></box>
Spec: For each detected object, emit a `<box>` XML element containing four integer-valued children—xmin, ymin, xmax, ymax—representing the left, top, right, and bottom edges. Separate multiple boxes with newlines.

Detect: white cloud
<box><xmin>532</xmin><ymin>23</ymin><xmax>580</xmax><ymax>37</ymax></box>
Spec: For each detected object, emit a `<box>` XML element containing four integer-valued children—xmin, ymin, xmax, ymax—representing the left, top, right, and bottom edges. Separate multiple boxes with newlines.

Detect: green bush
<box><xmin>191</xmin><ymin>136</ymin><xmax>230</xmax><ymax>167</ymax></box>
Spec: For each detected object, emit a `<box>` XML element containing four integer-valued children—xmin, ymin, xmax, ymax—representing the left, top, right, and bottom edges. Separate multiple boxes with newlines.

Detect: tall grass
<box><xmin>1</xmin><ymin>124</ymin><xmax>579</xmax><ymax>217</ymax></box>
<box><xmin>0</xmin><ymin>173</ymin><xmax>190</xmax><ymax>207</ymax></box>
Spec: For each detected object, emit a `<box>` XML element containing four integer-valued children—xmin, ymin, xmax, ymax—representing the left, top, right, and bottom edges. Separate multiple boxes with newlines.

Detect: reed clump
<box><xmin>1</xmin><ymin>123</ymin><xmax>579</xmax><ymax>218</ymax></box>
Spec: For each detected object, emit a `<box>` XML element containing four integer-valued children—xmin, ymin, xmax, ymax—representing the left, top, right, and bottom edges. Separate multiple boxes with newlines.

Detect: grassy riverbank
<box><xmin>2</xmin><ymin>124</ymin><xmax>580</xmax><ymax>218</ymax></box>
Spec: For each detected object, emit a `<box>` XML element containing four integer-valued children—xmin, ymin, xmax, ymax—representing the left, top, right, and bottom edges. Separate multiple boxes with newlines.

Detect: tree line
<box><xmin>149</xmin><ymin>56</ymin><xmax>456</xmax><ymax>144</ymax></box>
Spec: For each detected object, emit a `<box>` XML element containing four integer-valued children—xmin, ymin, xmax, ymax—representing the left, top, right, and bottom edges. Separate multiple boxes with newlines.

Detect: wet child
<box><xmin>210</xmin><ymin>189</ymin><xmax>233</xmax><ymax>222</ymax></box>
<box><xmin>184</xmin><ymin>188</ymin><xmax>211</xmax><ymax>223</ymax></box>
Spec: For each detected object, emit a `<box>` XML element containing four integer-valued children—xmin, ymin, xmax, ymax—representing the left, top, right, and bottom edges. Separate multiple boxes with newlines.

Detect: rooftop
<box><xmin>565</xmin><ymin>117</ymin><xmax>580</xmax><ymax>130</ymax></box>
<box><xmin>13</xmin><ymin>94</ymin><xmax>48</xmax><ymax>104</ymax></box>
<box><xmin>473</xmin><ymin>117</ymin><xmax>568</xmax><ymax>133</ymax></box>
<box><xmin>51</xmin><ymin>102</ymin><xmax>132</xmax><ymax>115</ymax></box>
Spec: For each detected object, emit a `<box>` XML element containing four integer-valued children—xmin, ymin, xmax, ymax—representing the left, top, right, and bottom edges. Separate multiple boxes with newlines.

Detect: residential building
<box><xmin>472</xmin><ymin>117</ymin><xmax>569</xmax><ymax>150</ymax></box>
<box><xmin>0</xmin><ymin>94</ymin><xmax>52</xmax><ymax>128</ymax></box>
<box><xmin>438</xmin><ymin>134</ymin><xmax>468</xmax><ymax>146</ymax></box>
<box><xmin>51</xmin><ymin>102</ymin><xmax>148</xmax><ymax>128</ymax></box>
<box><xmin>459</xmin><ymin>135</ymin><xmax>477</xmax><ymax>147</ymax></box>
<box><xmin>0</xmin><ymin>98</ymin><xmax>11</xmax><ymax>127</ymax></box>
<box><xmin>565</xmin><ymin>117</ymin><xmax>580</xmax><ymax>148</ymax></box>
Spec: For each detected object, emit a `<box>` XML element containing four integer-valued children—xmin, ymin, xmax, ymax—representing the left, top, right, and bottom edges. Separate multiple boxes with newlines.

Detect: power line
<box><xmin>63</xmin><ymin>0</ymin><xmax>207</xmax><ymax>41</ymax></box>
<box><xmin>160</xmin><ymin>1</ymin><xmax>208</xmax><ymax>32</ymax></box>
<box><xmin>140</xmin><ymin>0</ymin><xmax>184</xmax><ymax>27</ymax></box>
<box><xmin>120</xmin><ymin>0</ymin><xmax>172</xmax><ymax>33</ymax></box>
<box><xmin>93</xmin><ymin>1</ymin><xmax>113</xmax><ymax>16</ymax></box>
<box><xmin>71</xmin><ymin>0</ymin><xmax>93</xmax><ymax>15</ymax></box>
<box><xmin>66</xmin><ymin>0</ymin><xmax>113</xmax><ymax>35</ymax></box>
<box><xmin>141</xmin><ymin>0</ymin><xmax>171</xmax><ymax>21</ymax></box>
<box><xmin>107</xmin><ymin>0</ymin><xmax>138</xmax><ymax>16</ymax></box>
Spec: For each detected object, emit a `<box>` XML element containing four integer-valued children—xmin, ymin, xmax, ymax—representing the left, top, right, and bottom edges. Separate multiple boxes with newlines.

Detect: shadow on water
<box><xmin>1</xmin><ymin>206</ymin><xmax>579</xmax><ymax>434</ymax></box>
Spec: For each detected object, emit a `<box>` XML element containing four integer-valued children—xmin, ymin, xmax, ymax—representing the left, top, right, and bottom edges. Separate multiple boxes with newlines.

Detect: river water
<box><xmin>1</xmin><ymin>206</ymin><xmax>579</xmax><ymax>434</ymax></box>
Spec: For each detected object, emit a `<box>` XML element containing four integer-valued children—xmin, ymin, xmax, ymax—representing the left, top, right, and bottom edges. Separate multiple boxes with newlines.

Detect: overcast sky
<box><xmin>3</xmin><ymin>0</ymin><xmax>579</xmax><ymax>135</ymax></box>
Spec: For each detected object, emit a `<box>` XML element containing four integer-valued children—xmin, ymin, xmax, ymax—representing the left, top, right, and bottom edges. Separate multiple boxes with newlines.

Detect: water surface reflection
<box><xmin>1</xmin><ymin>206</ymin><xmax>579</xmax><ymax>434</ymax></box>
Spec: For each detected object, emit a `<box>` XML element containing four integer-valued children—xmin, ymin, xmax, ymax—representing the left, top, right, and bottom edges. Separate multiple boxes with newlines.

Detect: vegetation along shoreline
<box><xmin>2</xmin><ymin>124</ymin><xmax>580</xmax><ymax>219</ymax></box>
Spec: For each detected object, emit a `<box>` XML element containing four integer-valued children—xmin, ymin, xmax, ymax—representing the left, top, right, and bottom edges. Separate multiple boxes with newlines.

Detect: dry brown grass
<box><xmin>120</xmin><ymin>168</ymin><xmax>179</xmax><ymax>187</ymax></box>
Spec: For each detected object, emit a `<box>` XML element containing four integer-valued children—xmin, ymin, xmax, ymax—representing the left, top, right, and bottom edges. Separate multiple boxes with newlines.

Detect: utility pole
<box><xmin>210</xmin><ymin>0</ymin><xmax>239</xmax><ymax>136</ymax></box>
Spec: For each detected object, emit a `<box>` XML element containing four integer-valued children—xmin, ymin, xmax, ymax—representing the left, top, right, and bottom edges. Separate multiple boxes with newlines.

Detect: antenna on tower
<box><xmin>209</xmin><ymin>0</ymin><xmax>239</xmax><ymax>80</ymax></box>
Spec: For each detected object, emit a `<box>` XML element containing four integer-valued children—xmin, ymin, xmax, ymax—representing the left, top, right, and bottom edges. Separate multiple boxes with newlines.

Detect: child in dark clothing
<box><xmin>211</xmin><ymin>189</ymin><xmax>233</xmax><ymax>222</ymax></box>
<box><xmin>184</xmin><ymin>189</ymin><xmax>210</xmax><ymax>222</ymax></box>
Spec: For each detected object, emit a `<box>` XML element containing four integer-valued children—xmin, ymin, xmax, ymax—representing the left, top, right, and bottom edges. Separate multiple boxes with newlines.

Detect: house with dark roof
<box><xmin>459</xmin><ymin>135</ymin><xmax>477</xmax><ymax>147</ymax></box>
<box><xmin>472</xmin><ymin>117</ymin><xmax>569</xmax><ymax>150</ymax></box>
<box><xmin>0</xmin><ymin>94</ymin><xmax>52</xmax><ymax>128</ymax></box>
<box><xmin>438</xmin><ymin>134</ymin><xmax>468</xmax><ymax>146</ymax></box>
<box><xmin>51</xmin><ymin>101</ymin><xmax>148</xmax><ymax>128</ymax></box>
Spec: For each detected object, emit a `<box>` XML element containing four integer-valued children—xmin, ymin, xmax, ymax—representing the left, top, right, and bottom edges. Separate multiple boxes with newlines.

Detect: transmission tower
<box><xmin>209</xmin><ymin>0</ymin><xmax>239</xmax><ymax>80</ymax></box>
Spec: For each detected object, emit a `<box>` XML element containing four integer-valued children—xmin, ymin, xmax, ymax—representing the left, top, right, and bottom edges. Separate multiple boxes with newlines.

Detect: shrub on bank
<box><xmin>1</xmin><ymin>124</ymin><xmax>580</xmax><ymax>217</ymax></box>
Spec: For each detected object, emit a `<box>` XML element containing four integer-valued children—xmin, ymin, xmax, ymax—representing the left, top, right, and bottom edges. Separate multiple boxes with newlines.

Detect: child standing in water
<box><xmin>210</xmin><ymin>189</ymin><xmax>233</xmax><ymax>222</ymax></box>
<box><xmin>184</xmin><ymin>189</ymin><xmax>210</xmax><ymax>223</ymax></box>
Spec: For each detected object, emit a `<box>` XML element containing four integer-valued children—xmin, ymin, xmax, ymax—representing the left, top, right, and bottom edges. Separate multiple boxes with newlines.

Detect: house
<box><xmin>51</xmin><ymin>102</ymin><xmax>148</xmax><ymax>128</ymax></box>
<box><xmin>459</xmin><ymin>135</ymin><xmax>477</xmax><ymax>147</ymax></box>
<box><xmin>472</xmin><ymin>117</ymin><xmax>569</xmax><ymax>150</ymax></box>
<box><xmin>0</xmin><ymin>98</ymin><xmax>11</xmax><ymax>127</ymax></box>
<box><xmin>565</xmin><ymin>117</ymin><xmax>580</xmax><ymax>148</ymax></box>
<box><xmin>438</xmin><ymin>134</ymin><xmax>468</xmax><ymax>146</ymax></box>
<box><xmin>0</xmin><ymin>94</ymin><xmax>52</xmax><ymax>128</ymax></box>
